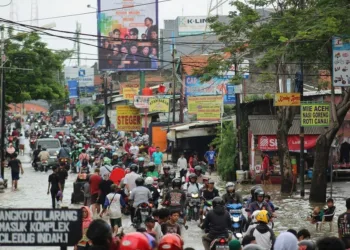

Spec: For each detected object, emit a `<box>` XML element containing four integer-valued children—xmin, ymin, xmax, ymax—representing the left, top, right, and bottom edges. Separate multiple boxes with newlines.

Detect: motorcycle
<box><xmin>30</xmin><ymin>137</ymin><xmax>37</xmax><ymax>150</ymax></box>
<box><xmin>59</xmin><ymin>157</ymin><xmax>70</xmax><ymax>171</ymax></box>
<box><xmin>39</xmin><ymin>160</ymin><xmax>49</xmax><ymax>172</ymax></box>
<box><xmin>226</xmin><ymin>203</ymin><xmax>246</xmax><ymax>239</ymax></box>
<box><xmin>202</xmin><ymin>200</ymin><xmax>213</xmax><ymax>221</ymax></box>
<box><xmin>133</xmin><ymin>202</ymin><xmax>152</xmax><ymax>229</ymax></box>
<box><xmin>24</xmin><ymin>130</ymin><xmax>30</xmax><ymax>139</ymax></box>
<box><xmin>187</xmin><ymin>192</ymin><xmax>201</xmax><ymax>221</ymax></box>
<box><xmin>210</xmin><ymin>237</ymin><xmax>229</xmax><ymax>250</ymax></box>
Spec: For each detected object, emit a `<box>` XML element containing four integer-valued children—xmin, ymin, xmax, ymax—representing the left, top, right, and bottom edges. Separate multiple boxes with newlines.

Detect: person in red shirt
<box><xmin>124</xmin><ymin>139</ymin><xmax>132</xmax><ymax>153</ymax></box>
<box><xmin>89</xmin><ymin>168</ymin><xmax>102</xmax><ymax>216</ymax></box>
<box><xmin>148</xmin><ymin>143</ymin><xmax>156</xmax><ymax>158</ymax></box>
<box><xmin>11</xmin><ymin>128</ymin><xmax>19</xmax><ymax>137</ymax></box>
<box><xmin>261</xmin><ymin>153</ymin><xmax>271</xmax><ymax>185</ymax></box>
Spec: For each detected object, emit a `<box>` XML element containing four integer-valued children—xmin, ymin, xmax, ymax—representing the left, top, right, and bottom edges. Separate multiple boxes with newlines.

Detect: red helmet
<box><xmin>120</xmin><ymin>232</ymin><xmax>152</xmax><ymax>250</ymax></box>
<box><xmin>158</xmin><ymin>234</ymin><xmax>183</xmax><ymax>250</ymax></box>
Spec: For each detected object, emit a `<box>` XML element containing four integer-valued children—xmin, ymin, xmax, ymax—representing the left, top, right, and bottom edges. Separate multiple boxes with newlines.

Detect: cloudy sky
<box><xmin>0</xmin><ymin>0</ymin><xmax>231</xmax><ymax>67</ymax></box>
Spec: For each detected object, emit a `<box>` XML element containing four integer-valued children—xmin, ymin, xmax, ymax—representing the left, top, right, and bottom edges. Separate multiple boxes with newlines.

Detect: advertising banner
<box><xmin>258</xmin><ymin>135</ymin><xmax>319</xmax><ymax>151</ymax></box>
<box><xmin>333</xmin><ymin>37</ymin><xmax>350</xmax><ymax>87</ymax></box>
<box><xmin>185</xmin><ymin>76</ymin><xmax>232</xmax><ymax>97</ymax></box>
<box><xmin>148</xmin><ymin>98</ymin><xmax>169</xmax><ymax>112</ymax></box>
<box><xmin>120</xmin><ymin>83</ymin><xmax>140</xmax><ymax>94</ymax></box>
<box><xmin>123</xmin><ymin>88</ymin><xmax>139</xmax><ymax>101</ymax></box>
<box><xmin>188</xmin><ymin>96</ymin><xmax>222</xmax><ymax>121</ymax></box>
<box><xmin>98</xmin><ymin>0</ymin><xmax>159</xmax><ymax>71</ymax></box>
<box><xmin>301</xmin><ymin>103</ymin><xmax>330</xmax><ymax>127</ymax></box>
<box><xmin>274</xmin><ymin>93</ymin><xmax>301</xmax><ymax>106</ymax></box>
<box><xmin>177</xmin><ymin>16</ymin><xmax>208</xmax><ymax>36</ymax></box>
<box><xmin>117</xmin><ymin>105</ymin><xmax>141</xmax><ymax>131</ymax></box>
<box><xmin>68</xmin><ymin>80</ymin><xmax>78</xmax><ymax>98</ymax></box>
<box><xmin>224</xmin><ymin>85</ymin><xmax>236</xmax><ymax>104</ymax></box>
<box><xmin>65</xmin><ymin>67</ymin><xmax>94</xmax><ymax>87</ymax></box>
<box><xmin>134</xmin><ymin>95</ymin><xmax>152</xmax><ymax>109</ymax></box>
<box><xmin>0</xmin><ymin>209</ymin><xmax>82</xmax><ymax>246</ymax></box>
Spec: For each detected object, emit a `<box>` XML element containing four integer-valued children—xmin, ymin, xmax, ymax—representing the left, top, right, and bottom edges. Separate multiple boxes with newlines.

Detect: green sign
<box><xmin>301</xmin><ymin>103</ymin><xmax>330</xmax><ymax>127</ymax></box>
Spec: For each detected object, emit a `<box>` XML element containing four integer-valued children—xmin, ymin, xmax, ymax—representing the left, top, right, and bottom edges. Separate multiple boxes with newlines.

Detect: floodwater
<box><xmin>0</xmin><ymin>138</ymin><xmax>348</xmax><ymax>249</ymax></box>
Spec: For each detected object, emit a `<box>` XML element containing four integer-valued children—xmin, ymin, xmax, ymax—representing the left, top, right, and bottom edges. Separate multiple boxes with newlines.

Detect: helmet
<box><xmin>113</xmin><ymin>152</ymin><xmax>118</xmax><ymax>156</ymax></box>
<box><xmin>194</xmin><ymin>165</ymin><xmax>202</xmax><ymax>173</ymax></box>
<box><xmin>138</xmin><ymin>157</ymin><xmax>145</xmax><ymax>162</ymax></box>
<box><xmin>148</xmin><ymin>162</ymin><xmax>156</xmax><ymax>167</ymax></box>
<box><xmin>158</xmin><ymin>234</ymin><xmax>183</xmax><ymax>250</ymax></box>
<box><xmin>254</xmin><ymin>188</ymin><xmax>265</xmax><ymax>200</ymax></box>
<box><xmin>42</xmin><ymin>147</ymin><xmax>47</xmax><ymax>151</ymax></box>
<box><xmin>226</xmin><ymin>182</ymin><xmax>235</xmax><ymax>191</ymax></box>
<box><xmin>120</xmin><ymin>232</ymin><xmax>152</xmax><ymax>250</ymax></box>
<box><xmin>163</xmin><ymin>165</ymin><xmax>170</xmax><ymax>171</ymax></box>
<box><xmin>189</xmin><ymin>173</ymin><xmax>197</xmax><ymax>181</ymax></box>
<box><xmin>135</xmin><ymin>132</ymin><xmax>140</xmax><ymax>136</ymax></box>
<box><xmin>251</xmin><ymin>185</ymin><xmax>262</xmax><ymax>198</ymax></box>
<box><xmin>298</xmin><ymin>240</ymin><xmax>316</xmax><ymax>250</ymax></box>
<box><xmin>62</xmin><ymin>143</ymin><xmax>67</xmax><ymax>147</ymax></box>
<box><xmin>135</xmin><ymin>177</ymin><xmax>145</xmax><ymax>186</ymax></box>
<box><xmin>251</xmin><ymin>210</ymin><xmax>261</xmax><ymax>223</ymax></box>
<box><xmin>130</xmin><ymin>164</ymin><xmax>138</xmax><ymax>172</ymax></box>
<box><xmin>145</xmin><ymin>177</ymin><xmax>154</xmax><ymax>185</ymax></box>
<box><xmin>212</xmin><ymin>197</ymin><xmax>224</xmax><ymax>208</ymax></box>
<box><xmin>256</xmin><ymin>210</ymin><xmax>269</xmax><ymax>224</ymax></box>
<box><xmin>208</xmin><ymin>179</ymin><xmax>215</xmax><ymax>184</ymax></box>
<box><xmin>172</xmin><ymin>178</ymin><xmax>182</xmax><ymax>188</ymax></box>
<box><xmin>169</xmin><ymin>169</ymin><xmax>176</xmax><ymax>178</ymax></box>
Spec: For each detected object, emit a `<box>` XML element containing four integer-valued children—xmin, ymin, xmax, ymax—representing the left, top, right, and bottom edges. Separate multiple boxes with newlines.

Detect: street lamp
<box><xmin>87</xmin><ymin>4</ymin><xmax>97</xmax><ymax>10</ymax></box>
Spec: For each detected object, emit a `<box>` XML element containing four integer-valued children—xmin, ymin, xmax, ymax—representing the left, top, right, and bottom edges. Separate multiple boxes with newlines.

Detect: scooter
<box><xmin>59</xmin><ymin>157</ymin><xmax>70</xmax><ymax>171</ymax></box>
<box><xmin>133</xmin><ymin>202</ymin><xmax>152</xmax><ymax>229</ymax></box>
<box><xmin>187</xmin><ymin>192</ymin><xmax>201</xmax><ymax>221</ymax></box>
<box><xmin>202</xmin><ymin>200</ymin><xmax>213</xmax><ymax>220</ymax></box>
<box><xmin>39</xmin><ymin>160</ymin><xmax>49</xmax><ymax>172</ymax></box>
<box><xmin>210</xmin><ymin>237</ymin><xmax>229</xmax><ymax>250</ymax></box>
<box><xmin>226</xmin><ymin>203</ymin><xmax>246</xmax><ymax>239</ymax></box>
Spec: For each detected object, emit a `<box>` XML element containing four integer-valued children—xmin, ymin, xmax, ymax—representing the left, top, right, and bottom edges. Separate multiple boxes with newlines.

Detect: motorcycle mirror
<box><xmin>245</xmin><ymin>208</ymin><xmax>250</xmax><ymax>212</ymax></box>
<box><xmin>274</xmin><ymin>207</ymin><xmax>279</xmax><ymax>211</ymax></box>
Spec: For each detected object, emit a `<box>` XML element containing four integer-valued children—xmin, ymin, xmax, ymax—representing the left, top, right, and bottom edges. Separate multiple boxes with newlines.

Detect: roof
<box><xmin>248</xmin><ymin>115</ymin><xmax>325</xmax><ymax>135</ymax></box>
<box><xmin>181</xmin><ymin>55</ymin><xmax>210</xmax><ymax>75</ymax></box>
<box><xmin>168</xmin><ymin>120</ymin><xmax>220</xmax><ymax>131</ymax></box>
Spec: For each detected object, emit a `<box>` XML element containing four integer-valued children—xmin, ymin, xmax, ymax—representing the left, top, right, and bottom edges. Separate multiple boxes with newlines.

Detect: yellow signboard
<box><xmin>188</xmin><ymin>96</ymin><xmax>222</xmax><ymax>121</ymax></box>
<box><xmin>148</xmin><ymin>98</ymin><xmax>169</xmax><ymax>112</ymax></box>
<box><xmin>116</xmin><ymin>105</ymin><xmax>141</xmax><ymax>131</ymax></box>
<box><xmin>274</xmin><ymin>93</ymin><xmax>301</xmax><ymax>106</ymax></box>
<box><xmin>301</xmin><ymin>103</ymin><xmax>330</xmax><ymax>127</ymax></box>
<box><xmin>123</xmin><ymin>88</ymin><xmax>139</xmax><ymax>101</ymax></box>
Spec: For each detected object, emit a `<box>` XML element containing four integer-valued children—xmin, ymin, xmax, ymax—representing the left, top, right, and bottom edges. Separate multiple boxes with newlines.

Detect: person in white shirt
<box><xmin>129</xmin><ymin>142</ymin><xmax>139</xmax><ymax>156</ymax></box>
<box><xmin>177</xmin><ymin>152</ymin><xmax>188</xmax><ymax>179</ymax></box>
<box><xmin>123</xmin><ymin>164</ymin><xmax>141</xmax><ymax>195</ymax></box>
<box><xmin>24</xmin><ymin>123</ymin><xmax>30</xmax><ymax>132</ymax></box>
<box><xmin>101</xmin><ymin>184</ymin><xmax>126</xmax><ymax>228</ymax></box>
<box><xmin>19</xmin><ymin>134</ymin><xmax>26</xmax><ymax>155</ymax></box>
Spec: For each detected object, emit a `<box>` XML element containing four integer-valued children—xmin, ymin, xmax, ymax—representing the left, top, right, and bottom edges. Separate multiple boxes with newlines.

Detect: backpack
<box><xmin>187</xmin><ymin>182</ymin><xmax>199</xmax><ymax>191</ymax></box>
<box><xmin>250</xmin><ymin>225</ymin><xmax>274</xmax><ymax>241</ymax></box>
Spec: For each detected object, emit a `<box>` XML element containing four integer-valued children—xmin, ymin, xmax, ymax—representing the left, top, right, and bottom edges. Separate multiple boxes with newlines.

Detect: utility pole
<box><xmin>234</xmin><ymin>60</ymin><xmax>242</xmax><ymax>171</ymax></box>
<box><xmin>0</xmin><ymin>27</ymin><xmax>5</xmax><ymax>179</ymax></box>
<box><xmin>172</xmin><ymin>43</ymin><xmax>176</xmax><ymax>124</ymax></box>
<box><xmin>103</xmin><ymin>72</ymin><xmax>109</xmax><ymax>130</ymax></box>
<box><xmin>299</xmin><ymin>58</ymin><xmax>305</xmax><ymax>197</ymax></box>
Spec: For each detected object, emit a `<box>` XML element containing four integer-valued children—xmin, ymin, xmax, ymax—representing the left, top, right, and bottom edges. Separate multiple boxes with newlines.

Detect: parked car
<box><xmin>33</xmin><ymin>138</ymin><xmax>61</xmax><ymax>168</ymax></box>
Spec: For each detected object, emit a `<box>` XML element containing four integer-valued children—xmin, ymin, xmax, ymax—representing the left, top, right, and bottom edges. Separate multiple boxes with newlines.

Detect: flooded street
<box><xmin>0</xmin><ymin>139</ymin><xmax>348</xmax><ymax>249</ymax></box>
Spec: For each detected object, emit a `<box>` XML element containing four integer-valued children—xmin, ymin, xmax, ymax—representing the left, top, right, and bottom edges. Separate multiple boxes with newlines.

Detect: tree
<box><xmin>211</xmin><ymin>121</ymin><xmax>237</xmax><ymax>181</ymax></box>
<box><xmin>4</xmin><ymin>28</ymin><xmax>72</xmax><ymax>104</ymax></box>
<box><xmin>198</xmin><ymin>0</ymin><xmax>350</xmax><ymax>197</ymax></box>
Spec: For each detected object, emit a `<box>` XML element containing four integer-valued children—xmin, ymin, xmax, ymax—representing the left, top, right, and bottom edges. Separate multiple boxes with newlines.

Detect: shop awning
<box><xmin>165</xmin><ymin>120</ymin><xmax>219</xmax><ymax>140</ymax></box>
<box><xmin>249</xmin><ymin>115</ymin><xmax>325</xmax><ymax>135</ymax></box>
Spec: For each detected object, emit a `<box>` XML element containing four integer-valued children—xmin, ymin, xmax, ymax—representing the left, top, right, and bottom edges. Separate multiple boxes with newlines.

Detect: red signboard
<box><xmin>258</xmin><ymin>135</ymin><xmax>319</xmax><ymax>151</ymax></box>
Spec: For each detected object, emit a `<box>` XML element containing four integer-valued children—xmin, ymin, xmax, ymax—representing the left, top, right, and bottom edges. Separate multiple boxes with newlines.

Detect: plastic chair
<box><xmin>316</xmin><ymin>207</ymin><xmax>336</xmax><ymax>232</ymax></box>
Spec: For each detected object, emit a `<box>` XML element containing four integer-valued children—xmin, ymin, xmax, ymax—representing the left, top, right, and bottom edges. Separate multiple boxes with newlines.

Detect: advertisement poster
<box><xmin>177</xmin><ymin>16</ymin><xmax>208</xmax><ymax>36</ymax></box>
<box><xmin>274</xmin><ymin>93</ymin><xmax>301</xmax><ymax>106</ymax></box>
<box><xmin>301</xmin><ymin>103</ymin><xmax>330</xmax><ymax>127</ymax></box>
<box><xmin>333</xmin><ymin>37</ymin><xmax>350</xmax><ymax>87</ymax></box>
<box><xmin>188</xmin><ymin>96</ymin><xmax>222</xmax><ymax>121</ymax></box>
<box><xmin>123</xmin><ymin>88</ymin><xmax>139</xmax><ymax>101</ymax></box>
<box><xmin>68</xmin><ymin>80</ymin><xmax>78</xmax><ymax>98</ymax></box>
<box><xmin>185</xmin><ymin>76</ymin><xmax>231</xmax><ymax>96</ymax></box>
<box><xmin>148</xmin><ymin>98</ymin><xmax>169</xmax><ymax>112</ymax></box>
<box><xmin>224</xmin><ymin>85</ymin><xmax>236</xmax><ymax>104</ymax></box>
<box><xmin>134</xmin><ymin>95</ymin><xmax>152</xmax><ymax>109</ymax></box>
<box><xmin>258</xmin><ymin>135</ymin><xmax>319</xmax><ymax>151</ymax></box>
<box><xmin>98</xmin><ymin>0</ymin><xmax>159</xmax><ymax>71</ymax></box>
<box><xmin>116</xmin><ymin>105</ymin><xmax>141</xmax><ymax>131</ymax></box>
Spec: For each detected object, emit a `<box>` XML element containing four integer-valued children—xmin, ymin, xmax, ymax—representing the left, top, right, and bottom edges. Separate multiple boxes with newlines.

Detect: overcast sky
<box><xmin>0</xmin><ymin>0</ymin><xmax>231</xmax><ymax>67</ymax></box>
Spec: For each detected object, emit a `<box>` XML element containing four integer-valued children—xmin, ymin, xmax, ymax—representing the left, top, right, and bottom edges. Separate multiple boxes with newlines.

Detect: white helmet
<box><xmin>135</xmin><ymin>132</ymin><xmax>140</xmax><ymax>136</ymax></box>
<box><xmin>145</xmin><ymin>177</ymin><xmax>154</xmax><ymax>185</ymax></box>
<box><xmin>252</xmin><ymin>210</ymin><xmax>261</xmax><ymax>223</ymax></box>
<box><xmin>226</xmin><ymin>182</ymin><xmax>235</xmax><ymax>190</ymax></box>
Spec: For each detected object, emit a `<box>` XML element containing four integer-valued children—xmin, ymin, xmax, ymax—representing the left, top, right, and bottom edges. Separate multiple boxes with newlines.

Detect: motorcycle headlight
<box><xmin>233</xmin><ymin>217</ymin><xmax>239</xmax><ymax>222</ymax></box>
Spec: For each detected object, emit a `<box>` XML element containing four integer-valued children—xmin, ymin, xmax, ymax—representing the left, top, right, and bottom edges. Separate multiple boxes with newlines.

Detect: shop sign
<box><xmin>274</xmin><ymin>93</ymin><xmax>301</xmax><ymax>106</ymax></box>
<box><xmin>258</xmin><ymin>135</ymin><xmax>319</xmax><ymax>151</ymax></box>
<box><xmin>188</xmin><ymin>96</ymin><xmax>222</xmax><ymax>121</ymax></box>
<box><xmin>123</xmin><ymin>88</ymin><xmax>139</xmax><ymax>101</ymax></box>
<box><xmin>301</xmin><ymin>103</ymin><xmax>330</xmax><ymax>127</ymax></box>
<box><xmin>133</xmin><ymin>96</ymin><xmax>152</xmax><ymax>109</ymax></box>
<box><xmin>148</xmin><ymin>98</ymin><xmax>170</xmax><ymax>112</ymax></box>
<box><xmin>333</xmin><ymin>37</ymin><xmax>350</xmax><ymax>87</ymax></box>
<box><xmin>116</xmin><ymin>105</ymin><xmax>141</xmax><ymax>131</ymax></box>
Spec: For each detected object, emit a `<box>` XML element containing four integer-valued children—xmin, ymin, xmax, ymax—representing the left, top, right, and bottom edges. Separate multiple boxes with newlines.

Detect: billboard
<box><xmin>188</xmin><ymin>96</ymin><xmax>222</xmax><ymax>121</ymax></box>
<box><xmin>274</xmin><ymin>93</ymin><xmax>301</xmax><ymax>106</ymax></box>
<box><xmin>134</xmin><ymin>95</ymin><xmax>152</xmax><ymax>109</ymax></box>
<box><xmin>68</xmin><ymin>80</ymin><xmax>78</xmax><ymax>98</ymax></box>
<box><xmin>116</xmin><ymin>105</ymin><xmax>141</xmax><ymax>131</ymax></box>
<box><xmin>177</xmin><ymin>16</ymin><xmax>208</xmax><ymax>36</ymax></box>
<box><xmin>185</xmin><ymin>76</ymin><xmax>232</xmax><ymax>97</ymax></box>
<box><xmin>224</xmin><ymin>85</ymin><xmax>236</xmax><ymax>104</ymax></box>
<box><xmin>98</xmin><ymin>0</ymin><xmax>159</xmax><ymax>71</ymax></box>
<box><xmin>148</xmin><ymin>98</ymin><xmax>169</xmax><ymax>112</ymax></box>
<box><xmin>65</xmin><ymin>67</ymin><xmax>94</xmax><ymax>87</ymax></box>
<box><xmin>123</xmin><ymin>87</ymin><xmax>139</xmax><ymax>101</ymax></box>
<box><xmin>301</xmin><ymin>103</ymin><xmax>330</xmax><ymax>127</ymax></box>
<box><xmin>333</xmin><ymin>37</ymin><xmax>350</xmax><ymax>87</ymax></box>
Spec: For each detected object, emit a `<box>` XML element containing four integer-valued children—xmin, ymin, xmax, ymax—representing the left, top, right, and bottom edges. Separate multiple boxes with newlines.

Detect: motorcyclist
<box><xmin>248</xmin><ymin>189</ymin><xmax>273</xmax><ymax>218</ymax></box>
<box><xmin>129</xmin><ymin>177</ymin><xmax>152</xmax><ymax>224</ymax></box>
<box><xmin>184</xmin><ymin>173</ymin><xmax>201</xmax><ymax>195</ymax></box>
<box><xmin>32</xmin><ymin>145</ymin><xmax>42</xmax><ymax>169</ymax></box>
<box><xmin>57</xmin><ymin>143</ymin><xmax>71</xmax><ymax>159</ymax></box>
<box><xmin>104</xmin><ymin>146</ymin><xmax>113</xmax><ymax>159</ymax></box>
<box><xmin>38</xmin><ymin>147</ymin><xmax>50</xmax><ymax>162</ymax></box>
<box><xmin>158</xmin><ymin>234</ymin><xmax>184</xmax><ymax>250</ymax></box>
<box><xmin>147</xmin><ymin>162</ymin><xmax>159</xmax><ymax>178</ymax></box>
<box><xmin>164</xmin><ymin>178</ymin><xmax>187</xmax><ymax>229</ymax></box>
<box><xmin>199</xmin><ymin>176</ymin><xmax>210</xmax><ymax>196</ymax></box>
<box><xmin>222</xmin><ymin>182</ymin><xmax>243</xmax><ymax>204</ymax></box>
<box><xmin>111</xmin><ymin>152</ymin><xmax>119</xmax><ymax>166</ymax></box>
<box><xmin>247</xmin><ymin>185</ymin><xmax>263</xmax><ymax>206</ymax></box>
<box><xmin>145</xmin><ymin>177</ymin><xmax>160</xmax><ymax>208</ymax></box>
<box><xmin>201</xmin><ymin>197</ymin><xmax>231</xmax><ymax>250</ymax></box>
<box><xmin>200</xmin><ymin>179</ymin><xmax>219</xmax><ymax>226</ymax></box>
<box><xmin>194</xmin><ymin>165</ymin><xmax>205</xmax><ymax>183</ymax></box>
<box><xmin>249</xmin><ymin>210</ymin><xmax>275</xmax><ymax>250</ymax></box>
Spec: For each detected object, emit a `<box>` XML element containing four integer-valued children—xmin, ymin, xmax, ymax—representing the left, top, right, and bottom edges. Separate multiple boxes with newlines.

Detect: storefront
<box><xmin>248</xmin><ymin>115</ymin><xmax>324</xmax><ymax>183</ymax></box>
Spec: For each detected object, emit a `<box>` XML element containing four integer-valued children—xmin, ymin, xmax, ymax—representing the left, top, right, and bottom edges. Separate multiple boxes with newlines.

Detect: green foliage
<box><xmin>4</xmin><ymin>29</ymin><xmax>72</xmax><ymax>103</ymax></box>
<box><xmin>76</xmin><ymin>104</ymin><xmax>104</xmax><ymax>118</ymax></box>
<box><xmin>211</xmin><ymin>121</ymin><xmax>237</xmax><ymax>181</ymax></box>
